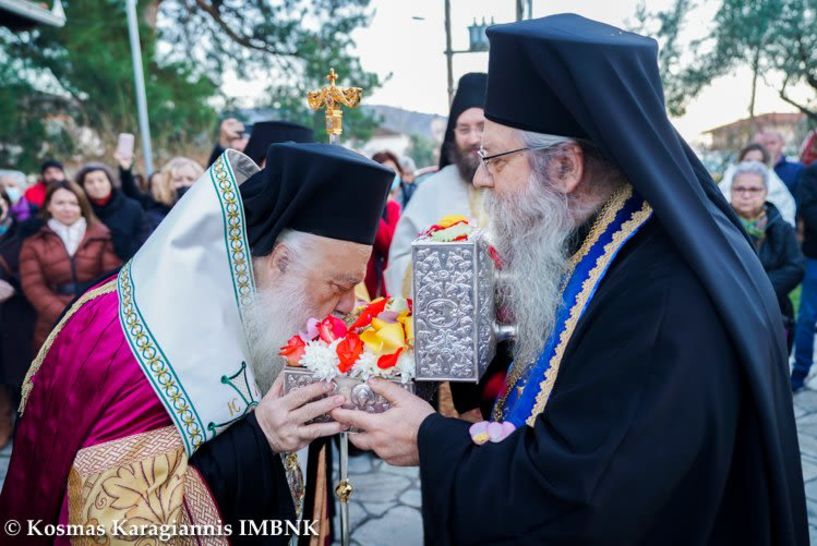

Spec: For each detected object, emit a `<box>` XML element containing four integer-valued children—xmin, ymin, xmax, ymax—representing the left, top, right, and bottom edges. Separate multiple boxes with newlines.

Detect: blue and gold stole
<box><xmin>493</xmin><ymin>186</ymin><xmax>653</xmax><ymax>428</ymax></box>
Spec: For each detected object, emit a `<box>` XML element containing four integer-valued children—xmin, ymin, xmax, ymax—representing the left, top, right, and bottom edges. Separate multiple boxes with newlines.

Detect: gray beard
<box><xmin>485</xmin><ymin>172</ymin><xmax>577</xmax><ymax>369</ymax></box>
<box><xmin>242</xmin><ymin>279</ymin><xmax>313</xmax><ymax>395</ymax></box>
<box><xmin>449</xmin><ymin>143</ymin><xmax>480</xmax><ymax>183</ymax></box>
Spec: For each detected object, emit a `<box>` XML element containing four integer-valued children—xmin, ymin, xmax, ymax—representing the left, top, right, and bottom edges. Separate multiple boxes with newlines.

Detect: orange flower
<box><xmin>336</xmin><ymin>333</ymin><xmax>364</xmax><ymax>374</ymax></box>
<box><xmin>377</xmin><ymin>348</ymin><xmax>403</xmax><ymax>370</ymax></box>
<box><xmin>279</xmin><ymin>335</ymin><xmax>306</xmax><ymax>366</ymax></box>
<box><xmin>350</xmin><ymin>297</ymin><xmax>389</xmax><ymax>330</ymax></box>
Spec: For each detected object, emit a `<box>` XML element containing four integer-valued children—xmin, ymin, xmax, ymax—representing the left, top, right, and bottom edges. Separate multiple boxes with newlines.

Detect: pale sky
<box><xmin>222</xmin><ymin>0</ymin><xmax>807</xmax><ymax>144</ymax></box>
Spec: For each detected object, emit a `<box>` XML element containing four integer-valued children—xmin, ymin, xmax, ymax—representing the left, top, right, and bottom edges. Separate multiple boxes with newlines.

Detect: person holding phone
<box><xmin>207</xmin><ymin>117</ymin><xmax>249</xmax><ymax>167</ymax></box>
<box><xmin>113</xmin><ymin>134</ymin><xmax>204</xmax><ymax>239</ymax></box>
<box><xmin>75</xmin><ymin>162</ymin><xmax>145</xmax><ymax>261</ymax></box>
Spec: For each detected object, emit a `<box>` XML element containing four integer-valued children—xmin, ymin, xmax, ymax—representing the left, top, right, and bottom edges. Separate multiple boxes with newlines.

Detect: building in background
<box><xmin>705</xmin><ymin>112</ymin><xmax>808</xmax><ymax>154</ymax></box>
<box><xmin>361</xmin><ymin>105</ymin><xmax>446</xmax><ymax>165</ymax></box>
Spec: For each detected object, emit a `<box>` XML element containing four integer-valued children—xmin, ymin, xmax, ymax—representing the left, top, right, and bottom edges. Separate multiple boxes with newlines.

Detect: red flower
<box><xmin>377</xmin><ymin>347</ymin><xmax>403</xmax><ymax>370</ymax></box>
<box><xmin>350</xmin><ymin>297</ymin><xmax>389</xmax><ymax>330</ymax></box>
<box><xmin>336</xmin><ymin>333</ymin><xmax>364</xmax><ymax>374</ymax></box>
<box><xmin>279</xmin><ymin>335</ymin><xmax>306</xmax><ymax>366</ymax></box>
<box><xmin>319</xmin><ymin>316</ymin><xmax>348</xmax><ymax>343</ymax></box>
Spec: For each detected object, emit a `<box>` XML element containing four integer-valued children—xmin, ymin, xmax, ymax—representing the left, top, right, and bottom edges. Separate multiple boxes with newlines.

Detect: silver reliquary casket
<box><xmin>412</xmin><ymin>230</ymin><xmax>515</xmax><ymax>382</ymax></box>
<box><xmin>282</xmin><ymin>368</ymin><xmax>414</xmax><ymax>422</ymax></box>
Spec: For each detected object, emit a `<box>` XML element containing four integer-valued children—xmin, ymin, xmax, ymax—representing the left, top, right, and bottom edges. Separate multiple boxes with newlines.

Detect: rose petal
<box><xmin>469</xmin><ymin>421</ymin><xmax>490</xmax><ymax>445</ymax></box>
<box><xmin>360</xmin><ymin>328</ymin><xmax>384</xmax><ymax>353</ymax></box>
<box><xmin>306</xmin><ymin>318</ymin><xmax>320</xmax><ymax>338</ymax></box>
<box><xmin>469</xmin><ymin>421</ymin><xmax>489</xmax><ymax>435</ymax></box>
<box><xmin>279</xmin><ymin>335</ymin><xmax>306</xmax><ymax>367</ymax></box>
<box><xmin>376</xmin><ymin>310</ymin><xmax>400</xmax><ymax>323</ymax></box>
<box><xmin>336</xmin><ymin>333</ymin><xmax>364</xmax><ymax>374</ymax></box>
<box><xmin>487</xmin><ymin>422</ymin><xmax>505</xmax><ymax>442</ymax></box>
<box><xmin>376</xmin><ymin>348</ymin><xmax>403</xmax><ymax>370</ymax></box>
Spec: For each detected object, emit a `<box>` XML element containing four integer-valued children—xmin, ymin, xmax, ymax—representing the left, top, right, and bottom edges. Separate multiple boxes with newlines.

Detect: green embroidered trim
<box><xmin>210</xmin><ymin>156</ymin><xmax>255</xmax><ymax>316</ymax></box>
<box><xmin>118</xmin><ymin>263</ymin><xmax>206</xmax><ymax>454</ymax></box>
<box><xmin>206</xmin><ymin>361</ymin><xmax>259</xmax><ymax>438</ymax></box>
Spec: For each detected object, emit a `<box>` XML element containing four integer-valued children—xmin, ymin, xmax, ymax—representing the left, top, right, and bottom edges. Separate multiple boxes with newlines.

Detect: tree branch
<box><xmin>778</xmin><ymin>77</ymin><xmax>817</xmax><ymax>124</ymax></box>
<box><xmin>192</xmin><ymin>0</ymin><xmax>297</xmax><ymax>58</ymax></box>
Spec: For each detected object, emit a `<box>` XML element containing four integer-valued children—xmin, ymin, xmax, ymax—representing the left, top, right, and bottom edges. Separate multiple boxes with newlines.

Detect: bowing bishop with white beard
<box><xmin>1</xmin><ymin>143</ymin><xmax>395</xmax><ymax>546</ymax></box>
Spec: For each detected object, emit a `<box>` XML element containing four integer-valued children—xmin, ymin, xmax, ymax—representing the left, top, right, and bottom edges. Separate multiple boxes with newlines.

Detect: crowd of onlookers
<box><xmin>0</xmin><ymin>121</ymin><xmax>814</xmax><ymax>447</ymax></box>
<box><xmin>0</xmin><ymin>120</ymin><xmax>428</xmax><ymax>449</ymax></box>
<box><xmin>719</xmin><ymin>128</ymin><xmax>817</xmax><ymax>391</ymax></box>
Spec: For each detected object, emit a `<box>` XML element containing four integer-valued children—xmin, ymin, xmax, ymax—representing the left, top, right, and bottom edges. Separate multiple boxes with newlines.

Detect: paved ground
<box><xmin>793</xmin><ymin>387</ymin><xmax>817</xmax><ymax>544</ymax></box>
<box><xmin>332</xmin><ymin>389</ymin><xmax>817</xmax><ymax>546</ymax></box>
<box><xmin>330</xmin><ymin>449</ymin><xmax>423</xmax><ymax>546</ymax></box>
<box><xmin>3</xmin><ymin>391</ymin><xmax>817</xmax><ymax>545</ymax></box>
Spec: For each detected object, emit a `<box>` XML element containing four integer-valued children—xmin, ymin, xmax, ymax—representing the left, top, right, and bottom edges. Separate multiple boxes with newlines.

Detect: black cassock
<box><xmin>189</xmin><ymin>413</ymin><xmax>329</xmax><ymax>546</ymax></box>
<box><xmin>422</xmin><ymin>218</ymin><xmax>782</xmax><ymax>545</ymax></box>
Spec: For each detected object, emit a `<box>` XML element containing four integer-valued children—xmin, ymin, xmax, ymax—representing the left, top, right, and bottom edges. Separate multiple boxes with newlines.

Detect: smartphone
<box><xmin>116</xmin><ymin>133</ymin><xmax>135</xmax><ymax>159</ymax></box>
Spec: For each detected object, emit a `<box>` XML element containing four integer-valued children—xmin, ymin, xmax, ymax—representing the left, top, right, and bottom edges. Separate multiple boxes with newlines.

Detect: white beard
<box><xmin>485</xmin><ymin>172</ymin><xmax>577</xmax><ymax>369</ymax></box>
<box><xmin>242</xmin><ymin>277</ymin><xmax>313</xmax><ymax>395</ymax></box>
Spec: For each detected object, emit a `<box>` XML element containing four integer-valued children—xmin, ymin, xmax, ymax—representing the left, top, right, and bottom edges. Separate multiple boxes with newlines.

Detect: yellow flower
<box><xmin>398</xmin><ymin>312</ymin><xmax>413</xmax><ymax>345</ymax></box>
<box><xmin>438</xmin><ymin>215</ymin><xmax>468</xmax><ymax>228</ymax></box>
<box><xmin>360</xmin><ymin>321</ymin><xmax>407</xmax><ymax>355</ymax></box>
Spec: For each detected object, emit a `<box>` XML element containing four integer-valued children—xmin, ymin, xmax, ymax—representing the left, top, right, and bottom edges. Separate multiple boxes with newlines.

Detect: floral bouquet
<box><xmin>280</xmin><ymin>297</ymin><xmax>415</xmax><ymax>420</ymax></box>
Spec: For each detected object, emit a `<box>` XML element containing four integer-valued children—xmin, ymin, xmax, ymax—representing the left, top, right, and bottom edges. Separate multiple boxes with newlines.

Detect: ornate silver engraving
<box><xmin>282</xmin><ymin>367</ymin><xmax>414</xmax><ymax>422</ymax></box>
<box><xmin>412</xmin><ymin>231</ymin><xmax>499</xmax><ymax>382</ymax></box>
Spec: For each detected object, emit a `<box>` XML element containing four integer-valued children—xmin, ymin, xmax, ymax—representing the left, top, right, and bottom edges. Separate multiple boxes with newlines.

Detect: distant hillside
<box><xmin>363</xmin><ymin>105</ymin><xmax>446</xmax><ymax>142</ymax></box>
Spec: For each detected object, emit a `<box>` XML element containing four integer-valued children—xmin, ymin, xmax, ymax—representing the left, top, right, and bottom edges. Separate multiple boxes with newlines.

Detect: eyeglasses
<box><xmin>730</xmin><ymin>186</ymin><xmax>765</xmax><ymax>195</ymax></box>
<box><xmin>477</xmin><ymin>144</ymin><xmax>561</xmax><ymax>178</ymax></box>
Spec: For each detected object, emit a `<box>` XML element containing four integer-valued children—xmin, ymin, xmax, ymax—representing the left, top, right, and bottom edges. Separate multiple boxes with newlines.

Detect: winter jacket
<box><xmin>90</xmin><ymin>189</ymin><xmax>145</xmax><ymax>261</ymax></box>
<box><xmin>797</xmin><ymin>164</ymin><xmax>817</xmax><ymax>258</ymax></box>
<box><xmin>752</xmin><ymin>202</ymin><xmax>805</xmax><ymax>323</ymax></box>
<box><xmin>20</xmin><ymin>221</ymin><xmax>121</xmax><ymax>349</ymax></box>
<box><xmin>119</xmin><ymin>167</ymin><xmax>173</xmax><ymax>241</ymax></box>
<box><xmin>0</xmin><ymin>221</ymin><xmax>36</xmax><ymax>387</ymax></box>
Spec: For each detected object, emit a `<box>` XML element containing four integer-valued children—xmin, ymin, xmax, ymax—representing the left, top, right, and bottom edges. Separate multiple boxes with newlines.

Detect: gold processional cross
<box><xmin>305</xmin><ymin>67</ymin><xmax>363</xmax><ymax>546</ymax></box>
<box><xmin>307</xmin><ymin>68</ymin><xmax>363</xmax><ymax>143</ymax></box>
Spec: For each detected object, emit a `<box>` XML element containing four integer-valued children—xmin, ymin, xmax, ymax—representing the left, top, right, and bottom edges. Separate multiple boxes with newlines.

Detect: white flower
<box><xmin>350</xmin><ymin>349</ymin><xmax>378</xmax><ymax>380</ymax></box>
<box><xmin>299</xmin><ymin>339</ymin><xmax>341</xmax><ymax>380</ymax></box>
<box><xmin>396</xmin><ymin>350</ymin><xmax>415</xmax><ymax>384</ymax></box>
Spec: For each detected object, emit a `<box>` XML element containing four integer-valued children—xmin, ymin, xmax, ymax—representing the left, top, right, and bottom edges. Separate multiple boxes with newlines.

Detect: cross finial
<box><xmin>307</xmin><ymin>68</ymin><xmax>363</xmax><ymax>139</ymax></box>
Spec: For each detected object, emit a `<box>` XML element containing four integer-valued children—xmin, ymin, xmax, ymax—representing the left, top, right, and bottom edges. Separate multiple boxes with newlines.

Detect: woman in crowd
<box><xmin>720</xmin><ymin>143</ymin><xmax>796</xmax><ymax>226</ymax></box>
<box><xmin>0</xmin><ymin>190</ymin><xmax>37</xmax><ymax>447</ymax></box>
<box><xmin>76</xmin><ymin>163</ymin><xmax>144</xmax><ymax>261</ymax></box>
<box><xmin>116</xmin><ymin>154</ymin><xmax>204</xmax><ymax>239</ymax></box>
<box><xmin>0</xmin><ymin>174</ymin><xmax>34</xmax><ymax>223</ymax></box>
<box><xmin>368</xmin><ymin>151</ymin><xmax>403</xmax><ymax>299</ymax></box>
<box><xmin>20</xmin><ymin>181</ymin><xmax>121</xmax><ymax>351</ymax></box>
<box><xmin>729</xmin><ymin>161</ymin><xmax>804</xmax><ymax>351</ymax></box>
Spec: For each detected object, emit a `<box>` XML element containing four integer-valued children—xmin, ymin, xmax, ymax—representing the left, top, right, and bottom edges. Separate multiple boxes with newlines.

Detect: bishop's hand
<box><xmin>255</xmin><ymin>375</ymin><xmax>349</xmax><ymax>453</ymax></box>
<box><xmin>331</xmin><ymin>378</ymin><xmax>435</xmax><ymax>466</ymax></box>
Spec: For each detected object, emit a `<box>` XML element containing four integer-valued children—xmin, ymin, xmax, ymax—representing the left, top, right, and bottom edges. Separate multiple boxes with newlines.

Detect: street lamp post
<box><xmin>443</xmin><ymin>0</ymin><xmax>492</xmax><ymax>105</ymax></box>
<box><xmin>125</xmin><ymin>0</ymin><xmax>153</xmax><ymax>174</ymax></box>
